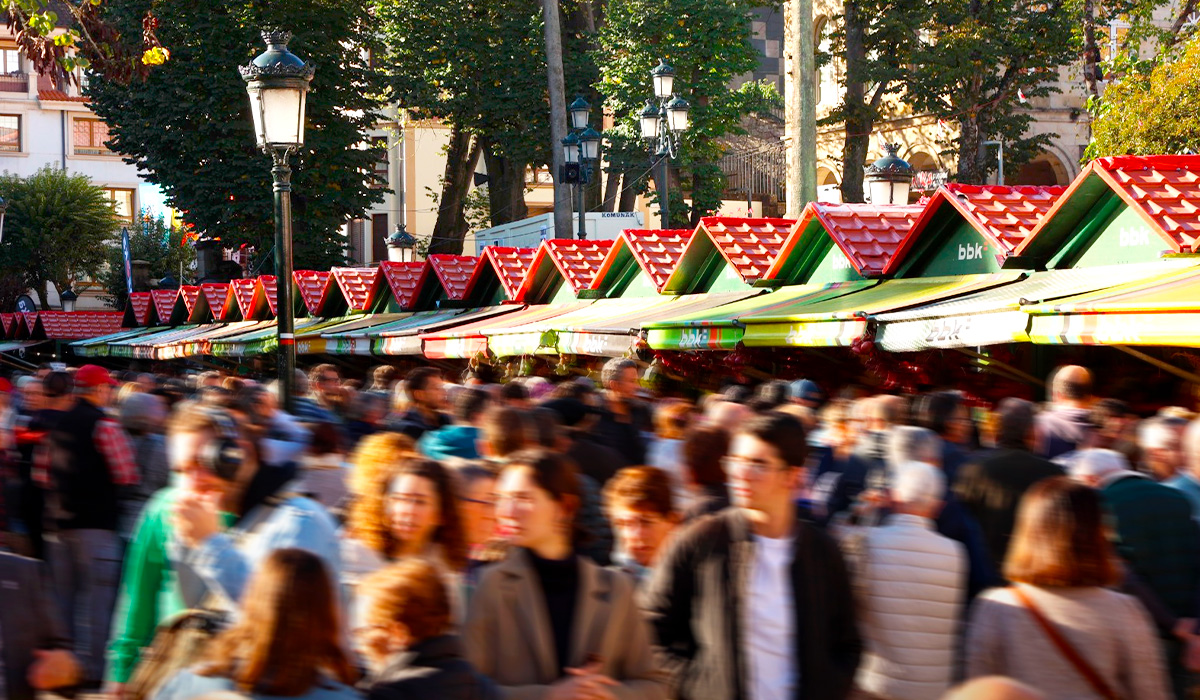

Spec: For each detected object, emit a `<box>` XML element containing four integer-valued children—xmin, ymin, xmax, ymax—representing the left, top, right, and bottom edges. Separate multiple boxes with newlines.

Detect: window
<box><xmin>0</xmin><ymin>49</ymin><xmax>19</xmax><ymax>76</ymax></box>
<box><xmin>0</xmin><ymin>115</ymin><xmax>19</xmax><ymax>152</ymax></box>
<box><xmin>371</xmin><ymin>136</ymin><xmax>388</xmax><ymax>187</ymax></box>
<box><xmin>103</xmin><ymin>188</ymin><xmax>135</xmax><ymax>225</ymax></box>
<box><xmin>73</xmin><ymin>118</ymin><xmax>111</xmax><ymax>155</ymax></box>
<box><xmin>816</xmin><ymin>18</ymin><xmax>837</xmax><ymax>106</ymax></box>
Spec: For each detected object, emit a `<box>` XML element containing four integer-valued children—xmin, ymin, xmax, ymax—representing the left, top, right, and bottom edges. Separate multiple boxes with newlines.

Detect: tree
<box><xmin>1086</xmin><ymin>34</ymin><xmax>1200</xmax><ymax>158</ymax></box>
<box><xmin>84</xmin><ymin>0</ymin><xmax>386</xmax><ymax>271</ymax></box>
<box><xmin>597</xmin><ymin>0</ymin><xmax>779</xmax><ymax>226</ymax></box>
<box><xmin>98</xmin><ymin>210</ymin><xmax>196</xmax><ymax>310</ymax></box>
<box><xmin>904</xmin><ymin>0</ymin><xmax>1078</xmax><ymax>184</ymax></box>
<box><xmin>0</xmin><ymin>167</ymin><xmax>121</xmax><ymax>310</ymax></box>
<box><xmin>825</xmin><ymin>0</ymin><xmax>929</xmax><ymax>202</ymax></box>
<box><xmin>375</xmin><ymin>0</ymin><xmax>550</xmax><ymax>250</ymax></box>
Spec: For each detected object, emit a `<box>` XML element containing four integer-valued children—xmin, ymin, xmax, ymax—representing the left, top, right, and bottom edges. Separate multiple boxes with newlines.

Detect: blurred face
<box><xmin>725</xmin><ymin>433</ymin><xmax>799</xmax><ymax>513</ymax></box>
<box><xmin>948</xmin><ymin>404</ymin><xmax>972</xmax><ymax>445</ymax></box>
<box><xmin>386</xmin><ymin>474</ymin><xmax>441</xmax><ymax>552</ymax></box>
<box><xmin>20</xmin><ymin>385</ymin><xmax>41</xmax><ymax>412</ymax></box>
<box><xmin>608</xmin><ymin>367</ymin><xmax>639</xmax><ymax>400</ymax></box>
<box><xmin>496</xmin><ymin>466</ymin><xmax>565</xmax><ymax>551</ymax></box>
<box><xmin>316</xmin><ymin>370</ymin><xmax>341</xmax><ymax>398</ymax></box>
<box><xmin>416</xmin><ymin>378</ymin><xmax>447</xmax><ymax>412</ymax></box>
<box><xmin>173</xmin><ymin>430</ymin><xmax>235</xmax><ymax>497</ymax></box>
<box><xmin>611</xmin><ymin>505</ymin><xmax>673</xmax><ymax>567</ymax></box>
<box><xmin>458</xmin><ymin>477</ymin><xmax>497</xmax><ymax>548</ymax></box>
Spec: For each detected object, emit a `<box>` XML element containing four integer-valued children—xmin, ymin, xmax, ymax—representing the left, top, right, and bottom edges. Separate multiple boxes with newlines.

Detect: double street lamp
<box><xmin>240</xmin><ymin>29</ymin><xmax>314</xmax><ymax>413</ymax></box>
<box><xmin>640</xmin><ymin>60</ymin><xmax>690</xmax><ymax>228</ymax></box>
<box><xmin>561</xmin><ymin>96</ymin><xmax>601</xmax><ymax>240</ymax></box>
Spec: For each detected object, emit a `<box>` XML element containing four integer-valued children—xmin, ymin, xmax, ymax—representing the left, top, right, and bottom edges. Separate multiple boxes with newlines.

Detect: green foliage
<box><xmin>84</xmin><ymin>0</ymin><xmax>386</xmax><ymax>272</ymax></box>
<box><xmin>374</xmin><ymin>0</ymin><xmax>551</xmax><ymax>169</ymax></box>
<box><xmin>597</xmin><ymin>0</ymin><xmax>771</xmax><ymax>222</ymax></box>
<box><xmin>904</xmin><ymin>0</ymin><xmax>1078</xmax><ymax>183</ymax></box>
<box><xmin>1086</xmin><ymin>33</ymin><xmax>1200</xmax><ymax>160</ymax></box>
<box><xmin>98</xmin><ymin>210</ymin><xmax>196</xmax><ymax>310</ymax></box>
<box><xmin>0</xmin><ymin>167</ymin><xmax>121</xmax><ymax>309</ymax></box>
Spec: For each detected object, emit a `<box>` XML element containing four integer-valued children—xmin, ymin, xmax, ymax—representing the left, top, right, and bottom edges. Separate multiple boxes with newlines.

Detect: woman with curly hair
<box><xmin>342</xmin><ymin>445</ymin><xmax>468</xmax><ymax>629</ymax></box>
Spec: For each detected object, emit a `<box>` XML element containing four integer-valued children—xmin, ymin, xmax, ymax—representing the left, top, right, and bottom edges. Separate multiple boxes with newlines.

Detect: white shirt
<box><xmin>746</xmin><ymin>533</ymin><xmax>798</xmax><ymax>700</ymax></box>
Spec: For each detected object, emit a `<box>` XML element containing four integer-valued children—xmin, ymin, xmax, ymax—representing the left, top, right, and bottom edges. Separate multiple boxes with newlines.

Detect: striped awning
<box><xmin>875</xmin><ymin>261</ymin><xmax>1197</xmax><ymax>352</ymax></box>
<box><xmin>209</xmin><ymin>316</ymin><xmax>358</xmax><ymax>357</ymax></box>
<box><xmin>373</xmin><ymin>306</ymin><xmax>520</xmax><ymax>356</ymax></box>
<box><xmin>296</xmin><ymin>313</ymin><xmax>410</xmax><ymax>355</ymax></box>
<box><xmin>645</xmin><ymin>282</ymin><xmax>874</xmax><ymax>351</ymax></box>
<box><xmin>740</xmin><ymin>273</ymin><xmax>1022</xmax><ymax>347</ymax></box>
<box><xmin>71</xmin><ymin>327</ymin><xmax>166</xmax><ymax>357</ymax></box>
<box><xmin>1026</xmin><ymin>264</ymin><xmax>1200</xmax><ymax>346</ymax></box>
<box><xmin>420</xmin><ymin>302</ymin><xmax>593</xmax><ymax>359</ymax></box>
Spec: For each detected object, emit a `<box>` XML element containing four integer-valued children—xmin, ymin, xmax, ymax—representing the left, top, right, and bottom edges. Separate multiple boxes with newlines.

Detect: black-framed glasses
<box><xmin>459</xmin><ymin>496</ymin><xmax>493</xmax><ymax>506</ymax></box>
<box><xmin>722</xmin><ymin>456</ymin><xmax>788</xmax><ymax>478</ymax></box>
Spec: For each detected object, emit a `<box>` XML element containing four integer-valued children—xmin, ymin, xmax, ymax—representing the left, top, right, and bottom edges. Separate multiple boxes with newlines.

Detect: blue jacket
<box><xmin>153</xmin><ymin>668</ymin><xmax>358</xmax><ymax>700</ymax></box>
<box><xmin>419</xmin><ymin>425</ymin><xmax>482</xmax><ymax>461</ymax></box>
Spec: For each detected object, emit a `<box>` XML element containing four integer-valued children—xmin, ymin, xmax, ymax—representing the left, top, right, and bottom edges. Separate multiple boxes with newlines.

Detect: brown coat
<box><xmin>463</xmin><ymin>549</ymin><xmax>667</xmax><ymax>700</ymax></box>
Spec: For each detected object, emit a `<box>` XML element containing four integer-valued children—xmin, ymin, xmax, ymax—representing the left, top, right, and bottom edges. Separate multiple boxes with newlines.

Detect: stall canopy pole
<box><xmin>1113</xmin><ymin>345</ymin><xmax>1200</xmax><ymax>385</ymax></box>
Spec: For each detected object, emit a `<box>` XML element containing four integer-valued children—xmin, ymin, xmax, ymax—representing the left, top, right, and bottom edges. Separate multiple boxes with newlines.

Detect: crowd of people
<box><xmin>1</xmin><ymin>357</ymin><xmax>1199</xmax><ymax>700</ymax></box>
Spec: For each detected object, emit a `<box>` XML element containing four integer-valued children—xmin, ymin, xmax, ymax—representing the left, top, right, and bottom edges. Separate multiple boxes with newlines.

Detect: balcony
<box><xmin>0</xmin><ymin>74</ymin><xmax>28</xmax><ymax>93</ymax></box>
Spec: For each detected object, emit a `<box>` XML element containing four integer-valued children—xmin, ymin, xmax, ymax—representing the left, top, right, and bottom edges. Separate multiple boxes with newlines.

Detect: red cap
<box><xmin>0</xmin><ymin>378</ymin><xmax>11</xmax><ymax>393</ymax></box>
<box><xmin>75</xmin><ymin>364</ymin><xmax>118</xmax><ymax>388</ymax></box>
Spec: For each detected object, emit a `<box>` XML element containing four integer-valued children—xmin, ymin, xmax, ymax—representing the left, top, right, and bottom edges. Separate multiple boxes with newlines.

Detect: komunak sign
<box><xmin>122</xmin><ymin>227</ymin><xmax>134</xmax><ymax>296</ymax></box>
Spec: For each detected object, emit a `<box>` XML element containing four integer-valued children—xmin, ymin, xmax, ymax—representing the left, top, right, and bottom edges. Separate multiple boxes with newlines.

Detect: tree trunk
<box><xmin>618</xmin><ymin>169</ymin><xmax>639</xmax><ymax>211</ymax></box>
<box><xmin>956</xmin><ymin>113</ymin><xmax>987</xmax><ymax>184</ymax></box>
<box><xmin>601</xmin><ymin>166</ymin><xmax>620</xmax><ymax>212</ymax></box>
<box><xmin>784</xmin><ymin>0</ymin><xmax>817</xmax><ymax>216</ymax></box>
<box><xmin>1081</xmin><ymin>0</ymin><xmax>1101</xmax><ymax>99</ymax></box>
<box><xmin>483</xmin><ymin>147</ymin><xmax>529</xmax><ymax>226</ymax></box>
<box><xmin>428</xmin><ymin>126</ymin><xmax>481</xmax><ymax>255</ymax></box>
<box><xmin>542</xmin><ymin>0</ymin><xmax>572</xmax><ymax>237</ymax></box>
<box><xmin>840</xmin><ymin>0</ymin><xmax>871</xmax><ymax>203</ymax></box>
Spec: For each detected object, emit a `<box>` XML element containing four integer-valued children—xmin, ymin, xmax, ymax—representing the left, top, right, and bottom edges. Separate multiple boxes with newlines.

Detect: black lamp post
<box><xmin>240</xmin><ymin>29</ymin><xmax>314</xmax><ymax>413</ymax></box>
<box><xmin>0</xmin><ymin>195</ymin><xmax>7</xmax><ymax>244</ymax></box>
<box><xmin>864</xmin><ymin>143</ymin><xmax>915</xmax><ymax>205</ymax></box>
<box><xmin>387</xmin><ymin>223</ymin><xmax>417</xmax><ymax>263</ymax></box>
<box><xmin>60</xmin><ymin>287</ymin><xmax>77</xmax><ymax>313</ymax></box>
<box><xmin>560</xmin><ymin>96</ymin><xmax>601</xmax><ymax>239</ymax></box>
<box><xmin>642</xmin><ymin>60</ymin><xmax>690</xmax><ymax>228</ymax></box>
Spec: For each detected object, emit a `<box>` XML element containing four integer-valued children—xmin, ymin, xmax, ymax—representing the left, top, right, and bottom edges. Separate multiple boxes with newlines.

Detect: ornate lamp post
<box><xmin>240</xmin><ymin>29</ymin><xmax>314</xmax><ymax>412</ymax></box>
<box><xmin>60</xmin><ymin>287</ymin><xmax>77</xmax><ymax>312</ymax></box>
<box><xmin>387</xmin><ymin>223</ymin><xmax>417</xmax><ymax>263</ymax></box>
<box><xmin>642</xmin><ymin>60</ymin><xmax>690</xmax><ymax>228</ymax></box>
<box><xmin>864</xmin><ymin>143</ymin><xmax>914</xmax><ymax>205</ymax></box>
<box><xmin>560</xmin><ymin>96</ymin><xmax>601</xmax><ymax>239</ymax></box>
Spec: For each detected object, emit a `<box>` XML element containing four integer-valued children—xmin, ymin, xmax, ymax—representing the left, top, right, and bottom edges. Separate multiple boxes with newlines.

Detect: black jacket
<box><xmin>366</xmin><ymin>635</ymin><xmax>498</xmax><ymax>700</ymax></box>
<box><xmin>46</xmin><ymin>398</ymin><xmax>117</xmax><ymax>530</ymax></box>
<box><xmin>0</xmin><ymin>552</ymin><xmax>72</xmax><ymax>700</ymax></box>
<box><xmin>641</xmin><ymin>508</ymin><xmax>861</xmax><ymax>700</ymax></box>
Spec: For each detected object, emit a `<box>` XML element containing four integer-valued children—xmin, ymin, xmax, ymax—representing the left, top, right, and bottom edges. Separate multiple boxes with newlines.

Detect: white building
<box><xmin>0</xmin><ymin>38</ymin><xmax>146</xmax><ymax>310</ymax></box>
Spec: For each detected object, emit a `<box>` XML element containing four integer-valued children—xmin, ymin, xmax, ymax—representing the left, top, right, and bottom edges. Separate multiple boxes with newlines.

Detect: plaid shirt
<box><xmin>33</xmin><ymin>417</ymin><xmax>139</xmax><ymax>488</ymax></box>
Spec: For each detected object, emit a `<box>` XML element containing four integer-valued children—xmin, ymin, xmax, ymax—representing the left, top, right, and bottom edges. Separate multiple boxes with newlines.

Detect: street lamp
<box><xmin>240</xmin><ymin>28</ymin><xmax>313</xmax><ymax>413</ymax></box>
<box><xmin>0</xmin><ymin>195</ymin><xmax>7</xmax><ymax>244</ymax></box>
<box><xmin>559</xmin><ymin>95</ymin><xmax>601</xmax><ymax>239</ymax></box>
<box><xmin>60</xmin><ymin>287</ymin><xmax>77</xmax><ymax>313</ymax></box>
<box><xmin>642</xmin><ymin>60</ymin><xmax>690</xmax><ymax>228</ymax></box>
<box><xmin>387</xmin><ymin>222</ymin><xmax>417</xmax><ymax>263</ymax></box>
<box><xmin>864</xmin><ymin>143</ymin><xmax>914</xmax><ymax>205</ymax></box>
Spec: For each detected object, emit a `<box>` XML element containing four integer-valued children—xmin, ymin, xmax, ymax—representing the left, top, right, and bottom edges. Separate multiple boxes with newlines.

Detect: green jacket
<box><xmin>105</xmin><ymin>488</ymin><xmax>234</xmax><ymax>683</ymax></box>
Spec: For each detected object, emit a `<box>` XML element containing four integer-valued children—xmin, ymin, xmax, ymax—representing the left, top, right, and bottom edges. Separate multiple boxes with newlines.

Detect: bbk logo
<box><xmin>958</xmin><ymin>242</ymin><xmax>984</xmax><ymax>260</ymax></box>
<box><xmin>1119</xmin><ymin>228</ymin><xmax>1151</xmax><ymax>248</ymax></box>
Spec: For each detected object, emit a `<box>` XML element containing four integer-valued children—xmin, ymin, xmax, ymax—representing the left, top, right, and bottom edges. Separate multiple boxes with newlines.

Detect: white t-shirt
<box><xmin>746</xmin><ymin>533</ymin><xmax>798</xmax><ymax>700</ymax></box>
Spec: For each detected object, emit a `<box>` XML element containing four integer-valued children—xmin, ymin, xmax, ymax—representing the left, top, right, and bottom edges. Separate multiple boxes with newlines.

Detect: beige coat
<box><xmin>463</xmin><ymin>549</ymin><xmax>667</xmax><ymax>700</ymax></box>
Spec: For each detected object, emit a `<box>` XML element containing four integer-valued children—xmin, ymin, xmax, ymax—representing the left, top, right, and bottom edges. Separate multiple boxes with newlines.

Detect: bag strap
<box><xmin>1011</xmin><ymin>586</ymin><xmax>1119</xmax><ymax>700</ymax></box>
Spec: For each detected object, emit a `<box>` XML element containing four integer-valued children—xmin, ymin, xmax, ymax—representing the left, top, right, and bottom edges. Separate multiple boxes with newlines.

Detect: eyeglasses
<box><xmin>459</xmin><ymin>496</ymin><xmax>493</xmax><ymax>506</ymax></box>
<box><xmin>722</xmin><ymin>456</ymin><xmax>788</xmax><ymax>478</ymax></box>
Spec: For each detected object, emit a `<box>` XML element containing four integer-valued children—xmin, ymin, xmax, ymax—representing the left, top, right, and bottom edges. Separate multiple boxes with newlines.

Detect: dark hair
<box><xmin>996</xmin><ymin>398</ymin><xmax>1035</xmax><ymax>449</ymax></box>
<box><xmin>737</xmin><ymin>411</ymin><xmax>808</xmax><ymax>469</ymax></box>
<box><xmin>722</xmin><ymin>384</ymin><xmax>751</xmax><ymax>404</ymax></box>
<box><xmin>913</xmin><ymin>391</ymin><xmax>962</xmax><ymax>438</ymax></box>
<box><xmin>1005</xmin><ymin>477</ymin><xmax>1119</xmax><ymax>587</ymax></box>
<box><xmin>465</xmin><ymin>364</ymin><xmax>496</xmax><ymax>385</ymax></box>
<box><xmin>405</xmin><ymin>367</ymin><xmax>442</xmax><ymax>395</ymax></box>
<box><xmin>500</xmin><ymin>382</ymin><xmax>529</xmax><ymax>402</ymax></box>
<box><xmin>308</xmin><ymin>422</ymin><xmax>342</xmax><ymax>456</ymax></box>
<box><xmin>754</xmin><ymin>380</ymin><xmax>791</xmax><ymax>410</ymax></box>
<box><xmin>42</xmin><ymin>370</ymin><xmax>72</xmax><ymax>398</ymax></box>
<box><xmin>454</xmin><ymin>386</ymin><xmax>492</xmax><ymax>424</ymax></box>
<box><xmin>604</xmin><ymin>466</ymin><xmax>675</xmax><ymax>517</ymax></box>
<box><xmin>1093</xmin><ymin>398</ymin><xmax>1129</xmax><ymax>420</ymax></box>
<box><xmin>483</xmin><ymin>406</ymin><xmax>529</xmax><ymax>457</ymax></box>
<box><xmin>683</xmin><ymin>424</ymin><xmax>731</xmax><ymax>487</ymax></box>
<box><xmin>528</xmin><ymin>407</ymin><xmax>561</xmax><ymax>448</ymax></box>
<box><xmin>502</xmin><ymin>448</ymin><xmax>584</xmax><ymax>545</ymax></box>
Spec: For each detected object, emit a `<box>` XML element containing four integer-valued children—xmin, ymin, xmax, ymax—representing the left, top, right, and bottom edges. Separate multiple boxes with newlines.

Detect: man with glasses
<box><xmin>643</xmin><ymin>411</ymin><xmax>861</xmax><ymax>700</ymax></box>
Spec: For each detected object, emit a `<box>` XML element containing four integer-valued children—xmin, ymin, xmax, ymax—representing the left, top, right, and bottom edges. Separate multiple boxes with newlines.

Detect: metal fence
<box><xmin>718</xmin><ymin>142</ymin><xmax>788</xmax><ymax>204</ymax></box>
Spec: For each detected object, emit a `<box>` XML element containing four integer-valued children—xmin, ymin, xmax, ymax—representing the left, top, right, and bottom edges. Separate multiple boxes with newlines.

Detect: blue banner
<box><xmin>121</xmin><ymin>226</ymin><xmax>133</xmax><ymax>295</ymax></box>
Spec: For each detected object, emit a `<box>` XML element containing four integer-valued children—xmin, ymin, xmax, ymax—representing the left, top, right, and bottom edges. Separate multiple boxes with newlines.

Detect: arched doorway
<box><xmin>1014</xmin><ymin>151</ymin><xmax>1071</xmax><ymax>186</ymax></box>
<box><xmin>817</xmin><ymin>166</ymin><xmax>842</xmax><ymax>202</ymax></box>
